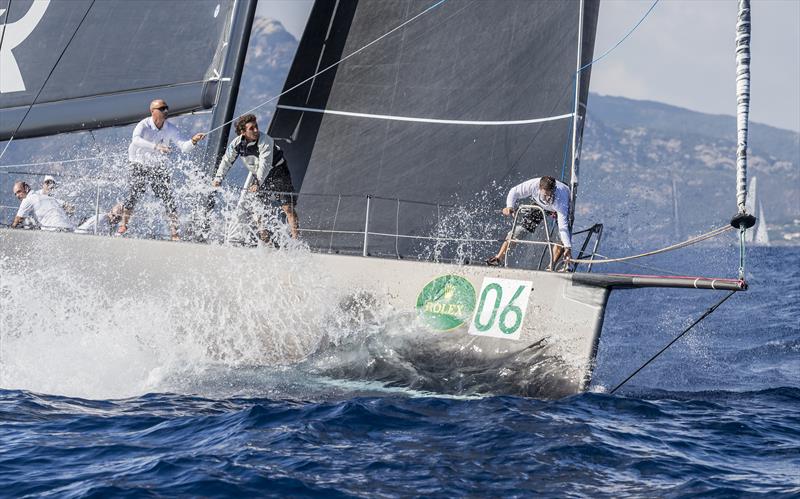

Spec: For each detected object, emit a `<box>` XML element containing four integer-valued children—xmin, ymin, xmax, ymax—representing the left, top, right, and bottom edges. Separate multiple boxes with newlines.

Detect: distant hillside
<box><xmin>578</xmin><ymin>94</ymin><xmax>800</xmax><ymax>245</ymax></box>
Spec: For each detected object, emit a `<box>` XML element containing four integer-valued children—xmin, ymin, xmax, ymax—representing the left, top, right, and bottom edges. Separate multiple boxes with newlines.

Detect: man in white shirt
<box><xmin>11</xmin><ymin>181</ymin><xmax>75</xmax><ymax>231</ymax></box>
<box><xmin>76</xmin><ymin>203</ymin><xmax>123</xmax><ymax>235</ymax></box>
<box><xmin>38</xmin><ymin>175</ymin><xmax>56</xmax><ymax>195</ymax></box>
<box><xmin>487</xmin><ymin>176</ymin><xmax>573</xmax><ymax>270</ymax></box>
<box><xmin>118</xmin><ymin>99</ymin><xmax>205</xmax><ymax>240</ymax></box>
<box><xmin>38</xmin><ymin>175</ymin><xmax>75</xmax><ymax>215</ymax></box>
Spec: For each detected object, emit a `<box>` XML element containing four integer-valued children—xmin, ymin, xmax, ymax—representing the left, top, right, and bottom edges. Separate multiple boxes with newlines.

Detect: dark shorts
<box><xmin>258</xmin><ymin>164</ymin><xmax>296</xmax><ymax>207</ymax></box>
<box><xmin>507</xmin><ymin>206</ymin><xmax>553</xmax><ymax>240</ymax></box>
<box><xmin>122</xmin><ymin>162</ymin><xmax>177</xmax><ymax>215</ymax></box>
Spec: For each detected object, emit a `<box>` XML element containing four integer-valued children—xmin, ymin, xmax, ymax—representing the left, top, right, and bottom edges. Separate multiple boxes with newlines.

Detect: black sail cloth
<box><xmin>0</xmin><ymin>0</ymin><xmax>233</xmax><ymax>140</ymax></box>
<box><xmin>269</xmin><ymin>0</ymin><xmax>599</xmax><ymax>262</ymax></box>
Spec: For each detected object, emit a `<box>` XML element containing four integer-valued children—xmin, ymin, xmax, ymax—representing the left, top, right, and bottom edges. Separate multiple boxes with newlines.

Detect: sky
<box><xmin>257</xmin><ymin>0</ymin><xmax>799</xmax><ymax>131</ymax></box>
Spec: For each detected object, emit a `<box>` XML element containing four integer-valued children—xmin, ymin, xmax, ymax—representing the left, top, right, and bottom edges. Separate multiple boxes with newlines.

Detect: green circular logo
<box><xmin>416</xmin><ymin>275</ymin><xmax>476</xmax><ymax>331</ymax></box>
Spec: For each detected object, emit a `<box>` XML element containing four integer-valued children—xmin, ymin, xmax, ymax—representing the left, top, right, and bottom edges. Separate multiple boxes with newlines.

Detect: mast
<box><xmin>569</xmin><ymin>0</ymin><xmax>586</xmax><ymax>229</ymax></box>
<box><xmin>730</xmin><ymin>0</ymin><xmax>756</xmax><ymax>280</ymax></box>
<box><xmin>202</xmin><ymin>0</ymin><xmax>258</xmax><ymax>174</ymax></box>
<box><xmin>191</xmin><ymin>0</ymin><xmax>257</xmax><ymax>241</ymax></box>
<box><xmin>734</xmin><ymin>0</ymin><xmax>751</xmax><ymax>215</ymax></box>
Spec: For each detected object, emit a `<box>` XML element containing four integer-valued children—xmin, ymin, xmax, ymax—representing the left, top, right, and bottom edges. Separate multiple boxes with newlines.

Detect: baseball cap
<box><xmin>43</xmin><ymin>175</ymin><xmax>56</xmax><ymax>184</ymax></box>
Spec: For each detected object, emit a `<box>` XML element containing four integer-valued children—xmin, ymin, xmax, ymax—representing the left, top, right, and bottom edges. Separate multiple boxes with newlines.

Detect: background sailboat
<box><xmin>745</xmin><ymin>176</ymin><xmax>770</xmax><ymax>245</ymax></box>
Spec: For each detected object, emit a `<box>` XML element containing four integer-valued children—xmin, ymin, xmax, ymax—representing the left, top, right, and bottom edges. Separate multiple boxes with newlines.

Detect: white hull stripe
<box><xmin>277</xmin><ymin>105</ymin><xmax>574</xmax><ymax>126</ymax></box>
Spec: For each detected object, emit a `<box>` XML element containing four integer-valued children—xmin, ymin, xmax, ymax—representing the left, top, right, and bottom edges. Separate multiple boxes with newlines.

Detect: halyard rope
<box><xmin>570</xmin><ymin>224</ymin><xmax>733</xmax><ymax>265</ymax></box>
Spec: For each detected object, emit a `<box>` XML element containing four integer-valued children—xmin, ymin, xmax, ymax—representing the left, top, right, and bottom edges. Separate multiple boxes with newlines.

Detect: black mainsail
<box><xmin>0</xmin><ymin>0</ymin><xmax>234</xmax><ymax>140</ymax></box>
<box><xmin>269</xmin><ymin>0</ymin><xmax>599</xmax><ymax>259</ymax></box>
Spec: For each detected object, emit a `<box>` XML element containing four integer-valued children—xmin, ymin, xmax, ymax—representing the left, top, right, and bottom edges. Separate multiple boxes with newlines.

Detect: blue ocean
<box><xmin>1</xmin><ymin>245</ymin><xmax>798</xmax><ymax>497</ymax></box>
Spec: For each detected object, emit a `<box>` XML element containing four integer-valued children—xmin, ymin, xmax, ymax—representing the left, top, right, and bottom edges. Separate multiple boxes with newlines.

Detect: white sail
<box><xmin>744</xmin><ymin>176</ymin><xmax>770</xmax><ymax>246</ymax></box>
<box><xmin>755</xmin><ymin>201</ymin><xmax>771</xmax><ymax>246</ymax></box>
<box><xmin>745</xmin><ymin>177</ymin><xmax>757</xmax><ymax>243</ymax></box>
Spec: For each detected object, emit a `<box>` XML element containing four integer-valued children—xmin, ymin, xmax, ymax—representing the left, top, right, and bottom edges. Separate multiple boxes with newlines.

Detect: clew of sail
<box><xmin>0</xmin><ymin>0</ymin><xmax>235</xmax><ymax>140</ymax></box>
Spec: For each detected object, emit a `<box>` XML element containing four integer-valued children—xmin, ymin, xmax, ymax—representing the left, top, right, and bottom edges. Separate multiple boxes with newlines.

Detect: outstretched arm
<box><xmin>213</xmin><ymin>141</ymin><xmax>240</xmax><ymax>185</ymax></box>
<box><xmin>505</xmin><ymin>178</ymin><xmax>537</xmax><ymax>209</ymax></box>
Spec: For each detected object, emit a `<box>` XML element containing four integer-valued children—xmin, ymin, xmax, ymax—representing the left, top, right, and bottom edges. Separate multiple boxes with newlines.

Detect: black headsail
<box><xmin>0</xmin><ymin>0</ymin><xmax>234</xmax><ymax>140</ymax></box>
<box><xmin>269</xmin><ymin>0</ymin><xmax>599</xmax><ymax>260</ymax></box>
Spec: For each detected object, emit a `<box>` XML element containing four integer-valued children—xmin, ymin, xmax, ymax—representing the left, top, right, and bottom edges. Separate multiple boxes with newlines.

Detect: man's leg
<box><xmin>551</xmin><ymin>244</ymin><xmax>564</xmax><ymax>269</ymax></box>
<box><xmin>489</xmin><ymin>208</ymin><xmax>540</xmax><ymax>266</ymax></box>
<box><xmin>281</xmin><ymin>202</ymin><xmax>299</xmax><ymax>239</ymax></box>
<box><xmin>489</xmin><ymin>238</ymin><xmax>512</xmax><ymax>264</ymax></box>
<box><xmin>119</xmin><ymin>163</ymin><xmax>147</xmax><ymax>234</ymax></box>
<box><xmin>151</xmin><ymin>167</ymin><xmax>180</xmax><ymax>240</ymax></box>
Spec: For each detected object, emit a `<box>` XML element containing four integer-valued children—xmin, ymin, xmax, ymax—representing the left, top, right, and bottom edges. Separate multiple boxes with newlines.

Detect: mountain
<box><xmin>578</xmin><ymin>94</ymin><xmax>799</xmax><ymax>245</ymax></box>
<box><xmin>233</xmin><ymin>17</ymin><xmax>299</xmax><ymax>122</ymax></box>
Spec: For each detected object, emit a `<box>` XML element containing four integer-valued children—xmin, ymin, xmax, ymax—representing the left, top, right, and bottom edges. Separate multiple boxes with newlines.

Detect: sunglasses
<box><xmin>155</xmin><ymin>105</ymin><xmax>169</xmax><ymax>113</ymax></box>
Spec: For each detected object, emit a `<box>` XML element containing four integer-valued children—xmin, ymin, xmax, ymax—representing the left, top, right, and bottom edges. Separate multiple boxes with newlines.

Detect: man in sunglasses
<box><xmin>118</xmin><ymin>99</ymin><xmax>205</xmax><ymax>240</ymax></box>
<box><xmin>486</xmin><ymin>176</ymin><xmax>573</xmax><ymax>271</ymax></box>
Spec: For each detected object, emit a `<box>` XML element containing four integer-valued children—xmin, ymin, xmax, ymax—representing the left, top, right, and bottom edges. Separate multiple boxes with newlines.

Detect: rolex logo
<box><xmin>0</xmin><ymin>0</ymin><xmax>50</xmax><ymax>93</ymax></box>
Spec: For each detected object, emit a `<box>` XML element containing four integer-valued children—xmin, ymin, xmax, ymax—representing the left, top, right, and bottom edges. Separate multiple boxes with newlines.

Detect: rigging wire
<box><xmin>570</xmin><ymin>224</ymin><xmax>733</xmax><ymax>264</ymax></box>
<box><xmin>560</xmin><ymin>0</ymin><xmax>660</xmax><ymax>181</ymax></box>
<box><xmin>0</xmin><ymin>154</ymin><xmax>123</xmax><ymax>169</ymax></box>
<box><xmin>590</xmin><ymin>252</ymin><xmax>683</xmax><ymax>276</ymax></box>
<box><xmin>0</xmin><ymin>0</ymin><xmax>97</xmax><ymax>164</ymax></box>
<box><xmin>202</xmin><ymin>0</ymin><xmax>448</xmax><ymax>136</ymax></box>
<box><xmin>608</xmin><ymin>289</ymin><xmax>737</xmax><ymax>395</ymax></box>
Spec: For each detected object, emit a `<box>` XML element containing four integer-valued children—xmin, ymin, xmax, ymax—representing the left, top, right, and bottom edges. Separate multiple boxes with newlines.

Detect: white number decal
<box><xmin>468</xmin><ymin>278</ymin><xmax>532</xmax><ymax>340</ymax></box>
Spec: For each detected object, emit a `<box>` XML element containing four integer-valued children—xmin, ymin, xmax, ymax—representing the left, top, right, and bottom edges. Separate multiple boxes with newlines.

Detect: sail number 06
<box><xmin>468</xmin><ymin>278</ymin><xmax>532</xmax><ymax>340</ymax></box>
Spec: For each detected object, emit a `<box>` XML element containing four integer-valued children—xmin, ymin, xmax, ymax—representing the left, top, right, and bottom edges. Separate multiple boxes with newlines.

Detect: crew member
<box><xmin>118</xmin><ymin>99</ymin><xmax>205</xmax><ymax>240</ymax></box>
<box><xmin>487</xmin><ymin>176</ymin><xmax>573</xmax><ymax>270</ymax></box>
<box><xmin>11</xmin><ymin>181</ymin><xmax>75</xmax><ymax>231</ymax></box>
<box><xmin>212</xmin><ymin>113</ymin><xmax>299</xmax><ymax>242</ymax></box>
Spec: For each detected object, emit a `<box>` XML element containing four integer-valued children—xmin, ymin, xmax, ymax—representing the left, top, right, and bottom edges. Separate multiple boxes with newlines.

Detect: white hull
<box><xmin>0</xmin><ymin>229</ymin><xmax>609</xmax><ymax>397</ymax></box>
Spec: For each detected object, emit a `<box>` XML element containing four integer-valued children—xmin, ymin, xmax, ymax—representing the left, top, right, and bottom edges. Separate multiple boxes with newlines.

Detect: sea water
<box><xmin>0</xmin><ymin>245</ymin><xmax>797</xmax><ymax>497</ymax></box>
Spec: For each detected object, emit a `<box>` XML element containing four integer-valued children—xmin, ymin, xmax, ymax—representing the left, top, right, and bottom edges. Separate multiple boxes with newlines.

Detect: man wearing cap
<box><xmin>118</xmin><ymin>99</ymin><xmax>205</xmax><ymax>240</ymax></box>
<box><xmin>11</xmin><ymin>181</ymin><xmax>75</xmax><ymax>231</ymax></box>
<box><xmin>38</xmin><ymin>175</ymin><xmax>57</xmax><ymax>196</ymax></box>
<box><xmin>38</xmin><ymin>175</ymin><xmax>75</xmax><ymax>215</ymax></box>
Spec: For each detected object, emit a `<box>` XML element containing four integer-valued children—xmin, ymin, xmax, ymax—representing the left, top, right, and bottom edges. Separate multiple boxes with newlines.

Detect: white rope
<box><xmin>570</xmin><ymin>225</ymin><xmax>734</xmax><ymax>264</ymax></box>
<box><xmin>203</xmin><ymin>0</ymin><xmax>448</xmax><ymax>136</ymax></box>
<box><xmin>275</xmin><ymin>105</ymin><xmax>574</xmax><ymax>126</ymax></box>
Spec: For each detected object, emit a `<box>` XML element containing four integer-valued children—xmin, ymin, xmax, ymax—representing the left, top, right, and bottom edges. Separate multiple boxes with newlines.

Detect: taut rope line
<box><xmin>609</xmin><ymin>290</ymin><xmax>737</xmax><ymax>395</ymax></box>
<box><xmin>570</xmin><ymin>224</ymin><xmax>733</xmax><ymax>265</ymax></box>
